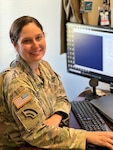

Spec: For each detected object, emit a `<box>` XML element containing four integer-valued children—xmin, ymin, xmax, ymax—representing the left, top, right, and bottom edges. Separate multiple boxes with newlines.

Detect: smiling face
<box><xmin>13</xmin><ymin>22</ymin><xmax>46</xmax><ymax>64</ymax></box>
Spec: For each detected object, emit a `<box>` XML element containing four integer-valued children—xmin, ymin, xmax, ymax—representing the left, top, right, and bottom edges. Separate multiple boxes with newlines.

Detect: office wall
<box><xmin>83</xmin><ymin>0</ymin><xmax>113</xmax><ymax>27</ymax></box>
<box><xmin>0</xmin><ymin>0</ymin><xmax>109</xmax><ymax>101</ymax></box>
<box><xmin>83</xmin><ymin>0</ymin><xmax>103</xmax><ymax>25</ymax></box>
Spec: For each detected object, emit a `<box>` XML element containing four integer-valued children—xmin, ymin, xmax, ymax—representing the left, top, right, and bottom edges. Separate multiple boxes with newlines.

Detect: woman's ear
<box><xmin>11</xmin><ymin>40</ymin><xmax>18</xmax><ymax>51</ymax></box>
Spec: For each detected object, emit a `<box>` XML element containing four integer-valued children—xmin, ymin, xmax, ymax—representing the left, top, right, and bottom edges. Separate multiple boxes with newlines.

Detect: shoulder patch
<box><xmin>13</xmin><ymin>91</ymin><xmax>32</xmax><ymax>109</ymax></box>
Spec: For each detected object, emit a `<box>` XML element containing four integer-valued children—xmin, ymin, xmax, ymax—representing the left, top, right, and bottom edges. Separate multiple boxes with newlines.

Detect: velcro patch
<box><xmin>13</xmin><ymin>92</ymin><xmax>32</xmax><ymax>109</ymax></box>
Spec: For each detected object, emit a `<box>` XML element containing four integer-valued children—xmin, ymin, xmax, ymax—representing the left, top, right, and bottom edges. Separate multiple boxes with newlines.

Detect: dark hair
<box><xmin>9</xmin><ymin>16</ymin><xmax>44</xmax><ymax>44</ymax></box>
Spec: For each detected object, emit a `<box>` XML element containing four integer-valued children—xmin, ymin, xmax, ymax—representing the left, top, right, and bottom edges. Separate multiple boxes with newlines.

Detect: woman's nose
<box><xmin>32</xmin><ymin>39</ymin><xmax>39</xmax><ymax>47</ymax></box>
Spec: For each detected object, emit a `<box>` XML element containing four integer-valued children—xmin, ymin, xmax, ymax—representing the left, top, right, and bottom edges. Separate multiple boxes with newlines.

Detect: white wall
<box><xmin>0</xmin><ymin>0</ymin><xmax>109</xmax><ymax>101</ymax></box>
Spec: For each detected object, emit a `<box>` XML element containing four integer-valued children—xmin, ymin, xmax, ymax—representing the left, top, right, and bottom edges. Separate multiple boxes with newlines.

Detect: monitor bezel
<box><xmin>66</xmin><ymin>22</ymin><xmax>113</xmax><ymax>84</ymax></box>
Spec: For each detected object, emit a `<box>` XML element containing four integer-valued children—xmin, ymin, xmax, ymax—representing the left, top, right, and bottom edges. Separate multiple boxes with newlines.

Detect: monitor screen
<box><xmin>66</xmin><ymin>22</ymin><xmax>113</xmax><ymax>84</ymax></box>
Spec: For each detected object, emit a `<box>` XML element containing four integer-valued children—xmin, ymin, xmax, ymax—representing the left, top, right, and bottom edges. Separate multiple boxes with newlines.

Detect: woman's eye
<box><xmin>36</xmin><ymin>35</ymin><xmax>43</xmax><ymax>41</ymax></box>
<box><xmin>21</xmin><ymin>34</ymin><xmax>44</xmax><ymax>44</ymax></box>
<box><xmin>22</xmin><ymin>39</ymin><xmax>32</xmax><ymax>44</ymax></box>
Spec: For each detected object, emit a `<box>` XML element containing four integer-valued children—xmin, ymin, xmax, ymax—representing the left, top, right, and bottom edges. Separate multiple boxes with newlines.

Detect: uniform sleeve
<box><xmin>42</xmin><ymin>60</ymin><xmax>71</xmax><ymax>122</ymax></box>
<box><xmin>52</xmin><ymin>73</ymin><xmax>71</xmax><ymax>122</ymax></box>
<box><xmin>3</xmin><ymin>72</ymin><xmax>87</xmax><ymax>150</ymax></box>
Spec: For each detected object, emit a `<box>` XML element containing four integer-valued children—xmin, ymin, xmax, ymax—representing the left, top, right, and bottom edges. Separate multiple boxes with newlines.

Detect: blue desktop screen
<box><xmin>74</xmin><ymin>32</ymin><xmax>103</xmax><ymax>71</ymax></box>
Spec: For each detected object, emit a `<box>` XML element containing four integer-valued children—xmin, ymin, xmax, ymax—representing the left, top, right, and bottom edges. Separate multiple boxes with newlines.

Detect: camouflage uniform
<box><xmin>0</xmin><ymin>54</ymin><xmax>86</xmax><ymax>150</ymax></box>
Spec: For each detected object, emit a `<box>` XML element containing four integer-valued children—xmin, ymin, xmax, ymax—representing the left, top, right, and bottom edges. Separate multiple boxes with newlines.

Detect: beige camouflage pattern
<box><xmin>0</xmin><ymin>54</ymin><xmax>86</xmax><ymax>150</ymax></box>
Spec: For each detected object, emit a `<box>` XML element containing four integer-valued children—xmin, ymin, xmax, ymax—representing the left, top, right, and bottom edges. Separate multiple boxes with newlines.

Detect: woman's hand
<box><xmin>86</xmin><ymin>131</ymin><xmax>113</xmax><ymax>150</ymax></box>
<box><xmin>44</xmin><ymin>114</ymin><xmax>62</xmax><ymax>127</ymax></box>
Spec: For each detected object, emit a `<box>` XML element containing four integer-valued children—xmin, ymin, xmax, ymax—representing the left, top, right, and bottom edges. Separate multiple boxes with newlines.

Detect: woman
<box><xmin>1</xmin><ymin>16</ymin><xmax>113</xmax><ymax>150</ymax></box>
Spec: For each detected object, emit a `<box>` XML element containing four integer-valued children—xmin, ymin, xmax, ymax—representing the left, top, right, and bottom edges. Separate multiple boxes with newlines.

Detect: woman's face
<box><xmin>14</xmin><ymin>22</ymin><xmax>46</xmax><ymax>64</ymax></box>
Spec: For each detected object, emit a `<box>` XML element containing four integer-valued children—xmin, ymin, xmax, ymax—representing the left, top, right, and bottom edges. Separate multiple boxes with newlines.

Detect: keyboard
<box><xmin>71</xmin><ymin>100</ymin><xmax>111</xmax><ymax>131</ymax></box>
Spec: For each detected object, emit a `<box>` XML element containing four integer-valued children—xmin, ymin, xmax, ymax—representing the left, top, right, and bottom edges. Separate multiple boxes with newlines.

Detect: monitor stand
<box><xmin>85</xmin><ymin>87</ymin><xmax>100</xmax><ymax>101</ymax></box>
<box><xmin>85</xmin><ymin>78</ymin><xmax>101</xmax><ymax>101</ymax></box>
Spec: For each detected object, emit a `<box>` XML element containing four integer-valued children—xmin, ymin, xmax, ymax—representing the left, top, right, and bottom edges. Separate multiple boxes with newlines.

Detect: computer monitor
<box><xmin>66</xmin><ymin>22</ymin><xmax>113</xmax><ymax>87</ymax></box>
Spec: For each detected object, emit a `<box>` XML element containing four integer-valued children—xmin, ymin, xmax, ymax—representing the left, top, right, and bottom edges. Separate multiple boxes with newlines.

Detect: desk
<box><xmin>19</xmin><ymin>89</ymin><xmax>113</xmax><ymax>150</ymax></box>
